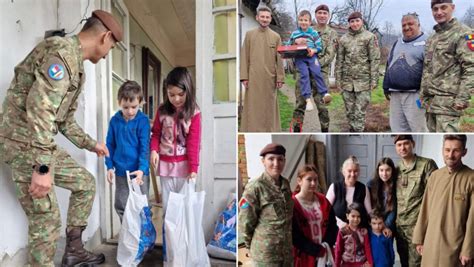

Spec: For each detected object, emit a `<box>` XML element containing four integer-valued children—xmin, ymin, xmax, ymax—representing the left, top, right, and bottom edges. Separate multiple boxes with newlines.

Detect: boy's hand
<box><xmin>295</xmin><ymin>37</ymin><xmax>307</xmax><ymax>45</ymax></box>
<box><xmin>93</xmin><ymin>142</ymin><xmax>109</xmax><ymax>157</ymax></box>
<box><xmin>131</xmin><ymin>170</ymin><xmax>144</xmax><ymax>185</ymax></box>
<box><xmin>187</xmin><ymin>172</ymin><xmax>197</xmax><ymax>180</ymax></box>
<box><xmin>106</xmin><ymin>169</ymin><xmax>114</xmax><ymax>184</ymax></box>
<box><xmin>307</xmin><ymin>48</ymin><xmax>316</xmax><ymax>57</ymax></box>
<box><xmin>150</xmin><ymin>151</ymin><xmax>159</xmax><ymax>169</ymax></box>
<box><xmin>322</xmin><ymin>93</ymin><xmax>332</xmax><ymax>104</ymax></box>
<box><xmin>382</xmin><ymin>227</ymin><xmax>392</xmax><ymax>238</ymax></box>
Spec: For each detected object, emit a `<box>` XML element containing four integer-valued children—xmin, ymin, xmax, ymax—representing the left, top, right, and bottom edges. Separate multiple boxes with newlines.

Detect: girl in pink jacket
<box><xmin>150</xmin><ymin>67</ymin><xmax>201</xmax><ymax>216</ymax></box>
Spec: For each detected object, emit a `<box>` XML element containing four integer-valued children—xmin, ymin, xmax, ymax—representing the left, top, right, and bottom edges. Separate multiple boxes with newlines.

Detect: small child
<box><xmin>288</xmin><ymin>10</ymin><xmax>331</xmax><ymax>111</ymax></box>
<box><xmin>105</xmin><ymin>80</ymin><xmax>151</xmax><ymax>222</ymax></box>
<box><xmin>335</xmin><ymin>202</ymin><xmax>373</xmax><ymax>267</ymax></box>
<box><xmin>150</xmin><ymin>66</ymin><xmax>201</xmax><ymax>216</ymax></box>
<box><xmin>369</xmin><ymin>211</ymin><xmax>395</xmax><ymax>267</ymax></box>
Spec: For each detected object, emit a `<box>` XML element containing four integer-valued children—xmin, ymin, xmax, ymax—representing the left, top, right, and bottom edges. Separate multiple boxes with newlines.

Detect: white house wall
<box><xmin>0</xmin><ymin>0</ymin><xmax>103</xmax><ymax>264</ymax></box>
<box><xmin>421</xmin><ymin>135</ymin><xmax>474</xmax><ymax>169</ymax></box>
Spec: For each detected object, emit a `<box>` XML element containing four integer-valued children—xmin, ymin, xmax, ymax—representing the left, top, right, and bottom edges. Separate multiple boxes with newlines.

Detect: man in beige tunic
<box><xmin>413</xmin><ymin>135</ymin><xmax>474</xmax><ymax>267</ymax></box>
<box><xmin>240</xmin><ymin>5</ymin><xmax>285</xmax><ymax>132</ymax></box>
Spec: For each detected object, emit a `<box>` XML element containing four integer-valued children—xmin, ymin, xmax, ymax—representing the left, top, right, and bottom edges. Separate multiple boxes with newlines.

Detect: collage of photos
<box><xmin>0</xmin><ymin>0</ymin><xmax>472</xmax><ymax>267</ymax></box>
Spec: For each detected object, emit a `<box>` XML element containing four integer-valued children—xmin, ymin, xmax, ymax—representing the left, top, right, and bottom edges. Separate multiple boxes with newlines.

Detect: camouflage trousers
<box><xmin>426</xmin><ymin>112</ymin><xmax>460</xmax><ymax>132</ymax></box>
<box><xmin>342</xmin><ymin>90</ymin><xmax>371</xmax><ymax>132</ymax></box>
<box><xmin>292</xmin><ymin>69</ymin><xmax>330</xmax><ymax>132</ymax></box>
<box><xmin>396</xmin><ymin>225</ymin><xmax>421</xmax><ymax>267</ymax></box>
<box><xmin>3</xmin><ymin>139</ymin><xmax>95</xmax><ymax>266</ymax></box>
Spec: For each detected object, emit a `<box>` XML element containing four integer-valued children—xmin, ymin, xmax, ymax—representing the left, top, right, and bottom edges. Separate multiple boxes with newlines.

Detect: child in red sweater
<box><xmin>335</xmin><ymin>202</ymin><xmax>373</xmax><ymax>267</ymax></box>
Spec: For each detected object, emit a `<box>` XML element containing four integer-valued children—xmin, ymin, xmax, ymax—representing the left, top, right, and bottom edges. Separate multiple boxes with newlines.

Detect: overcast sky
<box><xmin>279</xmin><ymin>0</ymin><xmax>473</xmax><ymax>35</ymax></box>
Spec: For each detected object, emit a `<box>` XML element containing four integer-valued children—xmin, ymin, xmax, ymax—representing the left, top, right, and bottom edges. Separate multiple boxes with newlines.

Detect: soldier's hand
<box><xmin>242</xmin><ymin>80</ymin><xmax>249</xmax><ymax>89</ymax></box>
<box><xmin>29</xmin><ymin>171</ymin><xmax>52</xmax><ymax>199</ymax></box>
<box><xmin>94</xmin><ymin>143</ymin><xmax>109</xmax><ymax>157</ymax></box>
<box><xmin>416</xmin><ymin>244</ymin><xmax>423</xmax><ymax>255</ymax></box>
<box><xmin>454</xmin><ymin>102</ymin><xmax>468</xmax><ymax>110</ymax></box>
<box><xmin>382</xmin><ymin>227</ymin><xmax>392</xmax><ymax>238</ymax></box>
<box><xmin>384</xmin><ymin>92</ymin><xmax>391</xmax><ymax>101</ymax></box>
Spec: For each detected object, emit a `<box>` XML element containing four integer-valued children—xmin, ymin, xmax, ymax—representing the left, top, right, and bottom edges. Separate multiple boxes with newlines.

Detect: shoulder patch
<box><xmin>465</xmin><ymin>34</ymin><xmax>473</xmax><ymax>40</ymax></box>
<box><xmin>48</xmin><ymin>63</ymin><xmax>65</xmax><ymax>80</ymax></box>
<box><xmin>467</xmin><ymin>37</ymin><xmax>474</xmax><ymax>51</ymax></box>
<box><xmin>239</xmin><ymin>198</ymin><xmax>250</xmax><ymax>209</ymax></box>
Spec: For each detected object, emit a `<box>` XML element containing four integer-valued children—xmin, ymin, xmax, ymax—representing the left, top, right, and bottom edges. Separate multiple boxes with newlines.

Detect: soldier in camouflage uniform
<box><xmin>292</xmin><ymin>4</ymin><xmax>338</xmax><ymax>132</ymax></box>
<box><xmin>336</xmin><ymin>12</ymin><xmax>380</xmax><ymax>132</ymax></box>
<box><xmin>238</xmin><ymin>143</ymin><xmax>293</xmax><ymax>267</ymax></box>
<box><xmin>420</xmin><ymin>0</ymin><xmax>474</xmax><ymax>132</ymax></box>
<box><xmin>393</xmin><ymin>135</ymin><xmax>438</xmax><ymax>267</ymax></box>
<box><xmin>0</xmin><ymin>10</ymin><xmax>122</xmax><ymax>267</ymax></box>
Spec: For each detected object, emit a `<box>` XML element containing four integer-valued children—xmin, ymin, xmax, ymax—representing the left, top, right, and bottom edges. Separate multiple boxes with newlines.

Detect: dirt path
<box><xmin>280</xmin><ymin>84</ymin><xmax>391</xmax><ymax>132</ymax></box>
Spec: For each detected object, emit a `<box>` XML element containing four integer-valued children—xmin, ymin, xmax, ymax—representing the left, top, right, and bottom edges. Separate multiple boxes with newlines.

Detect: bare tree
<box><xmin>330</xmin><ymin>0</ymin><xmax>384</xmax><ymax>30</ymax></box>
<box><xmin>461</xmin><ymin>6</ymin><xmax>474</xmax><ymax>28</ymax></box>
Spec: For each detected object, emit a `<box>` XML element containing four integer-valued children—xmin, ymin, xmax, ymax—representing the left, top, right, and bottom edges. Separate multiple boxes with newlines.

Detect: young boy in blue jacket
<box><xmin>105</xmin><ymin>80</ymin><xmax>150</xmax><ymax>221</ymax></box>
<box><xmin>369</xmin><ymin>211</ymin><xmax>395</xmax><ymax>267</ymax></box>
<box><xmin>288</xmin><ymin>10</ymin><xmax>331</xmax><ymax>111</ymax></box>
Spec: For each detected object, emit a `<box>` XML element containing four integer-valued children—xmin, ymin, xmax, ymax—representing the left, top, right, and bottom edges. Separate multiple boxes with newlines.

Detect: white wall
<box><xmin>0</xmin><ymin>1</ymin><xmax>102</xmax><ymax>264</ymax></box>
<box><xmin>240</xmin><ymin>5</ymin><xmax>259</xmax><ymax>45</ymax></box>
<box><xmin>421</xmin><ymin>134</ymin><xmax>474</xmax><ymax>169</ymax></box>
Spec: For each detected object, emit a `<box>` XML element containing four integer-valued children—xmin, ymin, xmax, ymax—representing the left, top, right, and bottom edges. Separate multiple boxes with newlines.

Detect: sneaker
<box><xmin>305</xmin><ymin>98</ymin><xmax>314</xmax><ymax>111</ymax></box>
<box><xmin>322</xmin><ymin>93</ymin><xmax>332</xmax><ymax>104</ymax></box>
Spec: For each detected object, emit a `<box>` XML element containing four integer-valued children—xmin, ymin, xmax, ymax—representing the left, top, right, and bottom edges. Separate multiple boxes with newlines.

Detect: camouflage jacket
<box><xmin>336</xmin><ymin>27</ymin><xmax>380</xmax><ymax>92</ymax></box>
<box><xmin>314</xmin><ymin>24</ymin><xmax>338</xmax><ymax>70</ymax></box>
<box><xmin>396</xmin><ymin>155</ymin><xmax>438</xmax><ymax>227</ymax></box>
<box><xmin>238</xmin><ymin>172</ymin><xmax>293</xmax><ymax>263</ymax></box>
<box><xmin>420</xmin><ymin>18</ymin><xmax>474</xmax><ymax>116</ymax></box>
<box><xmin>0</xmin><ymin>35</ymin><xmax>95</xmax><ymax>167</ymax></box>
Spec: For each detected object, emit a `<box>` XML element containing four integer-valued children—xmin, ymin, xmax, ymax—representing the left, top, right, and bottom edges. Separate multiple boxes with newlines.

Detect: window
<box><xmin>212</xmin><ymin>0</ymin><xmax>236</xmax><ymax>103</ymax></box>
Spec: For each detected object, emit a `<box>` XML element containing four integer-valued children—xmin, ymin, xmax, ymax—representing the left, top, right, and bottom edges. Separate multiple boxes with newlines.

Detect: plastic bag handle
<box><xmin>126</xmin><ymin>170</ymin><xmax>143</xmax><ymax>195</ymax></box>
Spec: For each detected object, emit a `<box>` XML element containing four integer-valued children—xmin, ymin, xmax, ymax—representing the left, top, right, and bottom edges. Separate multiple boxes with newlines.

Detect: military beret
<box><xmin>348</xmin><ymin>11</ymin><xmax>363</xmax><ymax>22</ymax></box>
<box><xmin>315</xmin><ymin>4</ymin><xmax>329</xmax><ymax>13</ymax></box>
<box><xmin>431</xmin><ymin>0</ymin><xmax>453</xmax><ymax>8</ymax></box>
<box><xmin>393</xmin><ymin>135</ymin><xmax>414</xmax><ymax>144</ymax></box>
<box><xmin>92</xmin><ymin>10</ymin><xmax>123</xmax><ymax>42</ymax></box>
<box><xmin>260</xmin><ymin>143</ymin><xmax>286</xmax><ymax>157</ymax></box>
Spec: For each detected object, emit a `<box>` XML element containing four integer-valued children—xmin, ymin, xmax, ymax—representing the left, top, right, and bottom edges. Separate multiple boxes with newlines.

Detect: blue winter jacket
<box><xmin>105</xmin><ymin>110</ymin><xmax>150</xmax><ymax>177</ymax></box>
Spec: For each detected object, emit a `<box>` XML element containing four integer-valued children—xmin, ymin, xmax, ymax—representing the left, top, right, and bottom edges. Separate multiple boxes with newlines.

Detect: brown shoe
<box><xmin>61</xmin><ymin>226</ymin><xmax>105</xmax><ymax>267</ymax></box>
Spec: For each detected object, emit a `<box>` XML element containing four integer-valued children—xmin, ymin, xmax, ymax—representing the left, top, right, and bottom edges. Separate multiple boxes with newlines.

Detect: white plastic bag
<box><xmin>317</xmin><ymin>242</ymin><xmax>335</xmax><ymax>267</ymax></box>
<box><xmin>117</xmin><ymin>171</ymin><xmax>156</xmax><ymax>266</ymax></box>
<box><xmin>164</xmin><ymin>180</ymin><xmax>211</xmax><ymax>267</ymax></box>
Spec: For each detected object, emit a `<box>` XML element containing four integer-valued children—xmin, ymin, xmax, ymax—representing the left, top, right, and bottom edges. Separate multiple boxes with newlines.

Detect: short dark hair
<box><xmin>117</xmin><ymin>80</ymin><xmax>143</xmax><ymax>103</ymax></box>
<box><xmin>369</xmin><ymin>210</ymin><xmax>384</xmax><ymax>221</ymax></box>
<box><xmin>298</xmin><ymin>10</ymin><xmax>312</xmax><ymax>20</ymax></box>
<box><xmin>81</xmin><ymin>16</ymin><xmax>108</xmax><ymax>34</ymax></box>
<box><xmin>257</xmin><ymin>6</ymin><xmax>272</xmax><ymax>14</ymax></box>
<box><xmin>346</xmin><ymin>202</ymin><xmax>364</xmax><ymax>215</ymax></box>
<box><xmin>443</xmin><ymin>135</ymin><xmax>467</xmax><ymax>149</ymax></box>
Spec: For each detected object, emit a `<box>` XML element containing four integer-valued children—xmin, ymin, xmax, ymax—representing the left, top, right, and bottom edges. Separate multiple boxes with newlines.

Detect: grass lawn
<box><xmin>278</xmin><ymin>90</ymin><xmax>294</xmax><ymax>131</ymax></box>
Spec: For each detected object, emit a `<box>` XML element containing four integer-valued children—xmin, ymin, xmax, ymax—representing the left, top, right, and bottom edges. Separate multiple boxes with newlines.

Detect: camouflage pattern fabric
<box><xmin>426</xmin><ymin>112</ymin><xmax>460</xmax><ymax>132</ymax></box>
<box><xmin>0</xmin><ymin>35</ymin><xmax>97</xmax><ymax>266</ymax></box>
<box><xmin>396</xmin><ymin>225</ymin><xmax>421</xmax><ymax>267</ymax></box>
<box><xmin>252</xmin><ymin>260</ymin><xmax>293</xmax><ymax>267</ymax></box>
<box><xmin>396</xmin><ymin>155</ymin><xmax>438</xmax><ymax>267</ymax></box>
<box><xmin>342</xmin><ymin>90</ymin><xmax>371</xmax><ymax>132</ymax></box>
<box><xmin>238</xmin><ymin>172</ymin><xmax>293</xmax><ymax>264</ymax></box>
<box><xmin>292</xmin><ymin>25</ymin><xmax>338</xmax><ymax>132</ymax></box>
<box><xmin>336</xmin><ymin>27</ymin><xmax>380</xmax><ymax>92</ymax></box>
<box><xmin>5</xmin><ymin>140</ymin><xmax>95</xmax><ymax>266</ymax></box>
<box><xmin>420</xmin><ymin>18</ymin><xmax>474</xmax><ymax>131</ymax></box>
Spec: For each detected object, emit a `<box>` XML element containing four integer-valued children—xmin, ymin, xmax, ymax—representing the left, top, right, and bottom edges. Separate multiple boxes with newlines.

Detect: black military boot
<box><xmin>61</xmin><ymin>226</ymin><xmax>105</xmax><ymax>267</ymax></box>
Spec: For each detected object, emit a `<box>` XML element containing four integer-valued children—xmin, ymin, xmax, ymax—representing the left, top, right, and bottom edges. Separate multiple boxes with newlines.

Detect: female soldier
<box><xmin>336</xmin><ymin>12</ymin><xmax>380</xmax><ymax>132</ymax></box>
<box><xmin>238</xmin><ymin>143</ymin><xmax>293</xmax><ymax>267</ymax></box>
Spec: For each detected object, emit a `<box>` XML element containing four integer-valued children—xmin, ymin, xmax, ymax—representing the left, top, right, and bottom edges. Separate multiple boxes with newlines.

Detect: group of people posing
<box><xmin>238</xmin><ymin>134</ymin><xmax>474</xmax><ymax>267</ymax></box>
<box><xmin>240</xmin><ymin>0</ymin><xmax>473</xmax><ymax>133</ymax></box>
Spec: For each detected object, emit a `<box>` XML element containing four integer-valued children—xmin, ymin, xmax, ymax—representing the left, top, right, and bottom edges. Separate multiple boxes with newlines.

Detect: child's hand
<box><xmin>382</xmin><ymin>227</ymin><xmax>392</xmax><ymax>238</ymax></box>
<box><xmin>187</xmin><ymin>172</ymin><xmax>197</xmax><ymax>180</ymax></box>
<box><xmin>150</xmin><ymin>151</ymin><xmax>159</xmax><ymax>169</ymax></box>
<box><xmin>322</xmin><ymin>93</ymin><xmax>332</xmax><ymax>104</ymax></box>
<box><xmin>362</xmin><ymin>261</ymin><xmax>372</xmax><ymax>267</ymax></box>
<box><xmin>131</xmin><ymin>170</ymin><xmax>144</xmax><ymax>185</ymax></box>
<box><xmin>106</xmin><ymin>169</ymin><xmax>114</xmax><ymax>184</ymax></box>
<box><xmin>307</xmin><ymin>48</ymin><xmax>316</xmax><ymax>57</ymax></box>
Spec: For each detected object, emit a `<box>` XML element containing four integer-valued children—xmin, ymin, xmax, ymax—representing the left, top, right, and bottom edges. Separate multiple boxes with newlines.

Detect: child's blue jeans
<box><xmin>295</xmin><ymin>54</ymin><xmax>328</xmax><ymax>99</ymax></box>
